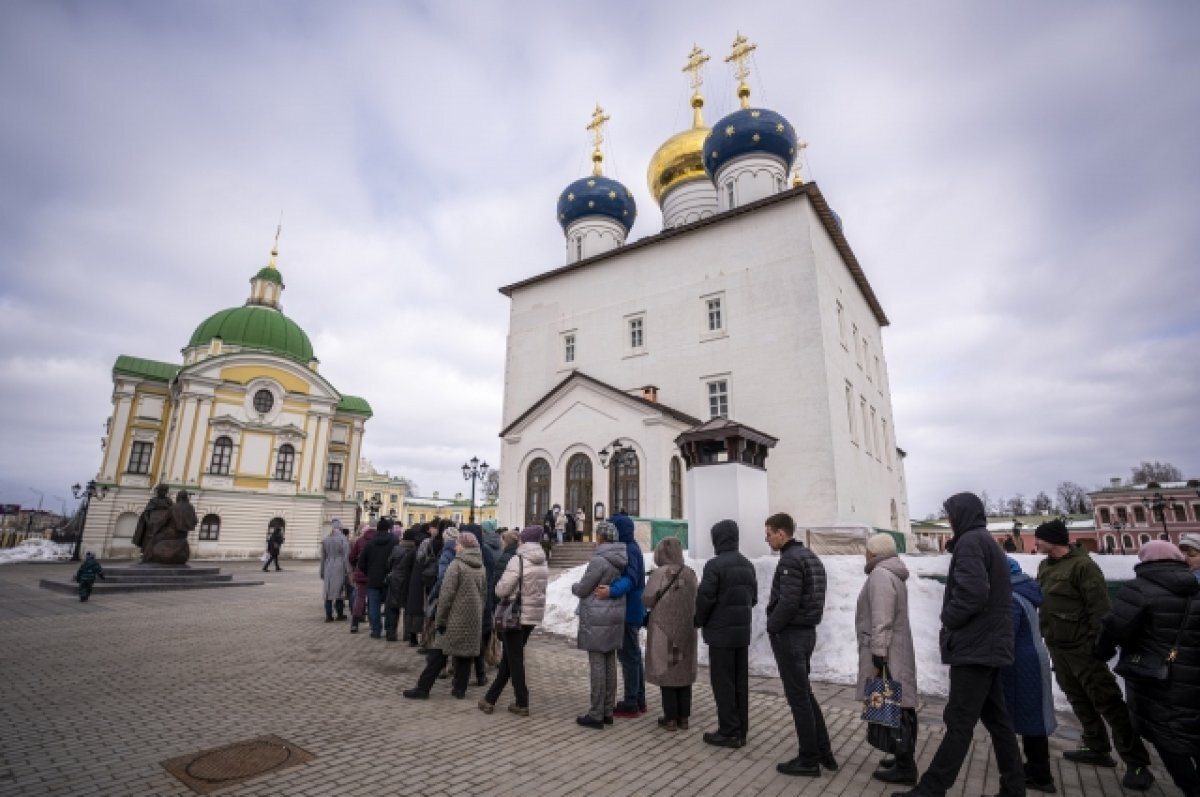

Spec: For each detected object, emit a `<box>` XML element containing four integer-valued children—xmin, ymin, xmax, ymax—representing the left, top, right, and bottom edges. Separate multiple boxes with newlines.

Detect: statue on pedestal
<box><xmin>133</xmin><ymin>485</ymin><xmax>198</xmax><ymax>565</ymax></box>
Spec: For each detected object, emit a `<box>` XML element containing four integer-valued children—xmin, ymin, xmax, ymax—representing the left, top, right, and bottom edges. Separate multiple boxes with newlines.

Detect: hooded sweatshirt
<box><xmin>606</xmin><ymin>514</ymin><xmax>646</xmax><ymax>625</ymax></box>
<box><xmin>694</xmin><ymin>520</ymin><xmax>758</xmax><ymax>648</ymax></box>
<box><xmin>939</xmin><ymin>492</ymin><xmax>1013</xmax><ymax>667</ymax></box>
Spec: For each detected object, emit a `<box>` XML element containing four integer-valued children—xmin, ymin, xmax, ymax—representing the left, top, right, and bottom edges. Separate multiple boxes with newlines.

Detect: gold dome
<box><xmin>647</xmin><ymin>124</ymin><xmax>710</xmax><ymax>205</ymax></box>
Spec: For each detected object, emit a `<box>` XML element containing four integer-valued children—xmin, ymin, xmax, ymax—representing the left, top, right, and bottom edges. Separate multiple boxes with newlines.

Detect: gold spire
<box><xmin>725</xmin><ymin>32</ymin><xmax>758</xmax><ymax>109</ymax></box>
<box><xmin>586</xmin><ymin>103</ymin><xmax>611</xmax><ymax>176</ymax></box>
<box><xmin>682</xmin><ymin>44</ymin><xmax>710</xmax><ymax>128</ymax></box>
<box><xmin>792</xmin><ymin>140</ymin><xmax>809</xmax><ymax>186</ymax></box>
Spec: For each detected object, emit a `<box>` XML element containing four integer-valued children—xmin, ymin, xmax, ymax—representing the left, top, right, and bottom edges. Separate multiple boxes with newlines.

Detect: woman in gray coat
<box><xmin>644</xmin><ymin>536</ymin><xmax>698</xmax><ymax>731</ymax></box>
<box><xmin>855</xmin><ymin>533</ymin><xmax>919</xmax><ymax>784</ymax></box>
<box><xmin>319</xmin><ymin>520</ymin><xmax>352</xmax><ymax>622</ymax></box>
<box><xmin>572</xmin><ymin>521</ymin><xmax>627</xmax><ymax>729</ymax></box>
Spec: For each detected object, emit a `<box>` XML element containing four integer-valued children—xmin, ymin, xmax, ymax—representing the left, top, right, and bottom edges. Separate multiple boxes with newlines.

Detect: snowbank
<box><xmin>543</xmin><ymin>553</ymin><xmax>1141</xmax><ymax>711</ymax></box>
<box><xmin>0</xmin><ymin>539</ymin><xmax>74</xmax><ymax>564</ymax></box>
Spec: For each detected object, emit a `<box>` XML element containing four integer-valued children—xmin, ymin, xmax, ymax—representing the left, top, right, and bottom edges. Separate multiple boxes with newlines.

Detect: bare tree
<box><xmin>1056</xmin><ymin>481</ymin><xmax>1090</xmax><ymax>515</ymax></box>
<box><xmin>993</xmin><ymin>496</ymin><xmax>1008</xmax><ymax>517</ymax></box>
<box><xmin>483</xmin><ymin>469</ymin><xmax>500</xmax><ymax>500</ymax></box>
<box><xmin>1130</xmin><ymin>460</ymin><xmax>1183</xmax><ymax>485</ymax></box>
<box><xmin>1032</xmin><ymin>491</ymin><xmax>1053</xmax><ymax>514</ymax></box>
<box><xmin>1007</xmin><ymin>494</ymin><xmax>1027</xmax><ymax>516</ymax></box>
<box><xmin>979</xmin><ymin>490</ymin><xmax>994</xmax><ymax>516</ymax></box>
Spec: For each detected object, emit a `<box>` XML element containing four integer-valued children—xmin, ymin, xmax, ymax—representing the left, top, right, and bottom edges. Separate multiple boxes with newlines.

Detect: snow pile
<box><xmin>544</xmin><ymin>552</ymin><xmax>1141</xmax><ymax>710</ymax></box>
<box><xmin>0</xmin><ymin>539</ymin><xmax>74</xmax><ymax>564</ymax></box>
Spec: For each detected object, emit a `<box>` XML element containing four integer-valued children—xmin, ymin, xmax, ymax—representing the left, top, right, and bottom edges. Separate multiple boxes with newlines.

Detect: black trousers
<box><xmin>415</xmin><ymin>650</ymin><xmax>470</xmax><ymax>694</ymax></box>
<box><xmin>485</xmin><ymin>625</ymin><xmax>534</xmax><ymax>707</ymax></box>
<box><xmin>770</xmin><ymin>627</ymin><xmax>831</xmax><ymax>763</ymax></box>
<box><xmin>1156</xmin><ymin>749</ymin><xmax>1199</xmax><ymax>797</ymax></box>
<box><xmin>1022</xmin><ymin>734</ymin><xmax>1052</xmax><ymax>783</ymax></box>
<box><xmin>263</xmin><ymin>551</ymin><xmax>280</xmax><ymax>570</ymax></box>
<box><xmin>917</xmin><ymin>665</ymin><xmax>1025</xmax><ymax>797</ymax></box>
<box><xmin>708</xmin><ymin>645</ymin><xmax>749</xmax><ymax>739</ymax></box>
<box><xmin>660</xmin><ymin>685</ymin><xmax>692</xmax><ymax>722</ymax></box>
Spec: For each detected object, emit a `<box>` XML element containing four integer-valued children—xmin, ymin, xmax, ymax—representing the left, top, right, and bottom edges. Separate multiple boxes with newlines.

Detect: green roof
<box><xmin>188</xmin><ymin>305</ymin><xmax>314</xmax><ymax>362</ymax></box>
<box><xmin>336</xmin><ymin>395</ymin><xmax>373</xmax><ymax>416</ymax></box>
<box><xmin>113</xmin><ymin>355</ymin><xmax>182</xmax><ymax>382</ymax></box>
<box><xmin>254</xmin><ymin>266</ymin><xmax>283</xmax><ymax>285</ymax></box>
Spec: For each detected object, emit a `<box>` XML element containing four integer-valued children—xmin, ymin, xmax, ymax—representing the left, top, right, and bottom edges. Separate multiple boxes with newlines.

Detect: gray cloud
<box><xmin>1</xmin><ymin>1</ymin><xmax>1197</xmax><ymax>517</ymax></box>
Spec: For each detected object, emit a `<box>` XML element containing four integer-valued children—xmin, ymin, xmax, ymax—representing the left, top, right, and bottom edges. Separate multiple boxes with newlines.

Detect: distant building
<box><xmin>354</xmin><ymin>458</ymin><xmax>412</xmax><ymax>528</ymax></box>
<box><xmin>1089</xmin><ymin>478</ymin><xmax>1200</xmax><ymax>554</ymax></box>
<box><xmin>80</xmin><ymin>240</ymin><xmax>372</xmax><ymax>560</ymax></box>
<box><xmin>404</xmin><ymin>492</ymin><xmax>498</xmax><ymax>528</ymax></box>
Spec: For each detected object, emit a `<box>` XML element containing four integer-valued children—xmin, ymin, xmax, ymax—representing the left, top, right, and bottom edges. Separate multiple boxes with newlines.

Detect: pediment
<box><xmin>502</xmin><ymin>371</ymin><xmax>700</xmax><ymax>438</ymax></box>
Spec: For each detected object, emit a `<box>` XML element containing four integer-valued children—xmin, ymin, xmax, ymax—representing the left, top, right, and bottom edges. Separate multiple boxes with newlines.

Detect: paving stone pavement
<box><xmin>0</xmin><ymin>561</ymin><xmax>1183</xmax><ymax>797</ymax></box>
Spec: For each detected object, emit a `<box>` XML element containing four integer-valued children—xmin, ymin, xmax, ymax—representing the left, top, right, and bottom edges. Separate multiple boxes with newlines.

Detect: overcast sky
<box><xmin>2</xmin><ymin>1</ymin><xmax>1198</xmax><ymax>519</ymax></box>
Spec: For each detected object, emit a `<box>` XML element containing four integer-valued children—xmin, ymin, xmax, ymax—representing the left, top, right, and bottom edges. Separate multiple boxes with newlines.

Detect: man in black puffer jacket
<box><xmin>894</xmin><ymin>492</ymin><xmax>1024</xmax><ymax>797</ymax></box>
<box><xmin>1095</xmin><ymin>542</ymin><xmax>1200</xmax><ymax>797</ymax></box>
<box><xmin>357</xmin><ymin>518</ymin><xmax>398</xmax><ymax>639</ymax></box>
<box><xmin>695</xmin><ymin>519</ymin><xmax>757</xmax><ymax>749</ymax></box>
<box><xmin>765</xmin><ymin>511</ymin><xmax>834</xmax><ymax>777</ymax></box>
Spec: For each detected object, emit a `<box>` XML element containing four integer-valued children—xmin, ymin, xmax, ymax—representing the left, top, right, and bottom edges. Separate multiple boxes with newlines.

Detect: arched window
<box><xmin>526</xmin><ymin>458</ymin><xmax>551</xmax><ymax>526</ymax></box>
<box><xmin>209</xmin><ymin>436</ymin><xmax>233</xmax><ymax>475</ymax></box>
<box><xmin>1138</xmin><ymin>533</ymin><xmax>1150</xmax><ymax>546</ymax></box>
<box><xmin>1122</xmin><ymin>534</ymin><xmax>1134</xmax><ymax>551</ymax></box>
<box><xmin>611</xmin><ymin>451</ymin><xmax>640</xmax><ymax>516</ymax></box>
<box><xmin>670</xmin><ymin>456</ymin><xmax>683</xmax><ymax>519</ymax></box>
<box><xmin>274</xmin><ymin>444</ymin><xmax>295</xmax><ymax>481</ymax></box>
<box><xmin>1159</xmin><ymin>532</ymin><xmax>1169</xmax><ymax>541</ymax></box>
<box><xmin>566</xmin><ymin>454</ymin><xmax>593</xmax><ymax>538</ymax></box>
<box><xmin>199</xmin><ymin>514</ymin><xmax>220</xmax><ymax>541</ymax></box>
<box><xmin>1104</xmin><ymin>534</ymin><xmax>1116</xmax><ymax>553</ymax></box>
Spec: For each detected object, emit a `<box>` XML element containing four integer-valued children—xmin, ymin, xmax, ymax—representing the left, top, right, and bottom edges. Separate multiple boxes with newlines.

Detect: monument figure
<box><xmin>133</xmin><ymin>486</ymin><xmax>197</xmax><ymax>565</ymax></box>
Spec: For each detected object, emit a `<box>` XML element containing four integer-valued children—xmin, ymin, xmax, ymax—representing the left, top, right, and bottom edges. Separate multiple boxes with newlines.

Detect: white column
<box><xmin>101</xmin><ymin>390</ymin><xmax>136</xmax><ymax>481</ymax></box>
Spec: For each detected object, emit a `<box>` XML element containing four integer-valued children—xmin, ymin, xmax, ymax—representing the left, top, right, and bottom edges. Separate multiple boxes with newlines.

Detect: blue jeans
<box><xmin>619</xmin><ymin>623</ymin><xmax>646</xmax><ymax>707</ymax></box>
<box><xmin>367</xmin><ymin>588</ymin><xmax>384</xmax><ymax>637</ymax></box>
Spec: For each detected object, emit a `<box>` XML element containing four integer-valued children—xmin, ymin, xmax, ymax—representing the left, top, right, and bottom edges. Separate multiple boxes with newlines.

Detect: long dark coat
<box><xmin>1000</xmin><ymin>568</ymin><xmax>1056</xmax><ymax>735</ymax></box>
<box><xmin>644</xmin><ymin>537</ymin><xmax>698</xmax><ymax>688</ymax></box>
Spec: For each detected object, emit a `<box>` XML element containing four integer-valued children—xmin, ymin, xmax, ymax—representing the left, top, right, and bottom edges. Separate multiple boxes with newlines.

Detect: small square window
<box><xmin>128</xmin><ymin>441</ymin><xmax>153</xmax><ymax>475</ymax></box>
<box><xmin>564</xmin><ymin>333</ymin><xmax>576</xmax><ymax>363</ymax></box>
<box><xmin>629</xmin><ymin>317</ymin><xmax>644</xmax><ymax>349</ymax></box>
<box><xmin>707</xmin><ymin>298</ymin><xmax>723</xmax><ymax>331</ymax></box>
<box><xmin>708</xmin><ymin>380</ymin><xmax>729</xmax><ymax>418</ymax></box>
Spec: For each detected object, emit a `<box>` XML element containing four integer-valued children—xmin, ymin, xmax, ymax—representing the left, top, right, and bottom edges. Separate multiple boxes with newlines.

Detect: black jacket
<box><xmin>694</xmin><ymin>520</ymin><xmax>758</xmax><ymax>648</ymax></box>
<box><xmin>405</xmin><ymin>528</ymin><xmax>430</xmax><ymax>617</ymax></box>
<box><xmin>1096</xmin><ymin>559</ymin><xmax>1200</xmax><ymax>754</ymax></box>
<box><xmin>766</xmin><ymin>539</ymin><xmax>826</xmax><ymax>634</ymax></box>
<box><xmin>385</xmin><ymin>539</ymin><xmax>415</xmax><ymax>611</ymax></box>
<box><xmin>358</xmin><ymin>531</ymin><xmax>398</xmax><ymax>590</ymax></box>
<box><xmin>939</xmin><ymin>493</ymin><xmax>1014</xmax><ymax>667</ymax></box>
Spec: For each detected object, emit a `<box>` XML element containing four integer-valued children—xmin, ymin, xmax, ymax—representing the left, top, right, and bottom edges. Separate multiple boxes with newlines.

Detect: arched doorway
<box><xmin>566</xmin><ymin>453</ymin><xmax>593</xmax><ymax>540</ymax></box>
<box><xmin>610</xmin><ymin>451</ymin><xmax>640</xmax><ymax>516</ymax></box>
<box><xmin>526</xmin><ymin>458</ymin><xmax>550</xmax><ymax>526</ymax></box>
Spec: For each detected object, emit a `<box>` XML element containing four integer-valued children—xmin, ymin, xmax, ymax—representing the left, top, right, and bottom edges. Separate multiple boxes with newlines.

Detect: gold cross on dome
<box><xmin>683</xmin><ymin>44</ymin><xmax>710</xmax><ymax>93</ymax></box>
<box><xmin>725</xmin><ymin>32</ymin><xmax>758</xmax><ymax>108</ymax></box>
<box><xmin>587</xmin><ymin>103</ymin><xmax>611</xmax><ymax>176</ymax></box>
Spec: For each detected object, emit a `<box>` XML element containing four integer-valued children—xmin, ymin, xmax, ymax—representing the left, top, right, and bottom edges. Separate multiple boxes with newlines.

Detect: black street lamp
<box><xmin>597</xmin><ymin>438</ymin><xmax>636</xmax><ymax>470</ymax></box>
<box><xmin>461</xmin><ymin>457</ymin><xmax>488</xmax><ymax>524</ymax></box>
<box><xmin>363</xmin><ymin>492</ymin><xmax>382</xmax><ymax>523</ymax></box>
<box><xmin>70</xmin><ymin>480</ymin><xmax>108</xmax><ymax>562</ymax></box>
<box><xmin>1109</xmin><ymin>519</ymin><xmax>1127</xmax><ymax>555</ymax></box>
<box><xmin>1141</xmin><ymin>492</ymin><xmax>1181</xmax><ymax>540</ymax></box>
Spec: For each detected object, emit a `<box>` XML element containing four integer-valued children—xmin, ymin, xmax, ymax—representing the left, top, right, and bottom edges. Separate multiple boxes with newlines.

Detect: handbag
<box><xmin>867</xmin><ymin>706</ymin><xmax>916</xmax><ymax>754</ymax></box>
<box><xmin>493</xmin><ymin>556</ymin><xmax>524</xmax><ymax>632</ymax></box>
<box><xmin>643</xmin><ymin>565</ymin><xmax>684</xmax><ymax>628</ymax></box>
<box><xmin>260</xmin><ymin>551</ymin><xmax>271</xmax><ymax>564</ymax></box>
<box><xmin>1114</xmin><ymin>595</ymin><xmax>1192</xmax><ymax>683</ymax></box>
<box><xmin>861</xmin><ymin>663</ymin><xmax>904</xmax><ymax>729</ymax></box>
<box><xmin>484</xmin><ymin>631</ymin><xmax>503</xmax><ymax>667</ymax></box>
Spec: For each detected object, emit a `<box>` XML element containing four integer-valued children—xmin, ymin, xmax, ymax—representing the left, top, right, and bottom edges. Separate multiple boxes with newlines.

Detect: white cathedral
<box><xmin>497</xmin><ymin>38</ymin><xmax>911</xmax><ymax>546</ymax></box>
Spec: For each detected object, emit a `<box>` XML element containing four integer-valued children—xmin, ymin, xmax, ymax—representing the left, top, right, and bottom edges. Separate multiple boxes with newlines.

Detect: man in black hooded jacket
<box><xmin>893</xmin><ymin>492</ymin><xmax>1024</xmax><ymax>797</ymax></box>
<box><xmin>695</xmin><ymin>519</ymin><xmax>757</xmax><ymax>748</ymax></box>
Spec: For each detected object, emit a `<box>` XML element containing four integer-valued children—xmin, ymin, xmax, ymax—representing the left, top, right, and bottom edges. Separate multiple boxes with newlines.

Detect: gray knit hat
<box><xmin>594</xmin><ymin>520</ymin><xmax>619</xmax><ymax>542</ymax></box>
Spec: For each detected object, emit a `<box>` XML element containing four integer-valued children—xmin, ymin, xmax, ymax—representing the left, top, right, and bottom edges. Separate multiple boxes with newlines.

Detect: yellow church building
<box><xmin>80</xmin><ymin>241</ymin><xmax>372</xmax><ymax>560</ymax></box>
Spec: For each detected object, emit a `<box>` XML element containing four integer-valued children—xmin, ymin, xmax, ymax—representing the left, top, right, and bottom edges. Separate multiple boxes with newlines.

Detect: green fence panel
<box><xmin>647</xmin><ymin>519</ymin><xmax>688</xmax><ymax>550</ymax></box>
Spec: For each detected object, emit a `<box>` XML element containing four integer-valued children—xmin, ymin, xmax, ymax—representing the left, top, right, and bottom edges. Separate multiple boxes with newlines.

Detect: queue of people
<box><xmin>314</xmin><ymin>496</ymin><xmax>1199</xmax><ymax>797</ymax></box>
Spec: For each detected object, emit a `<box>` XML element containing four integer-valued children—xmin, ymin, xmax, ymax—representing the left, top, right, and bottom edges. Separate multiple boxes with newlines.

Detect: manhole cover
<box><xmin>161</xmin><ymin>734</ymin><xmax>314</xmax><ymax>794</ymax></box>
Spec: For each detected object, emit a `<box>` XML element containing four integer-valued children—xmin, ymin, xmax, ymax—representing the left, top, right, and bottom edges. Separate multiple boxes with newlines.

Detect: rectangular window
<box><xmin>407</xmin><ymin>513</ymin><xmax>414</xmax><ymax>525</ymax></box>
<box><xmin>882</xmin><ymin>418</ymin><xmax>892</xmax><ymax>468</ymax></box>
<box><xmin>1099</xmin><ymin>507</ymin><xmax>1111</xmax><ymax>525</ymax></box>
<box><xmin>324</xmin><ymin>462</ymin><xmax>343</xmax><ymax>491</ymax></box>
<box><xmin>1133</xmin><ymin>506</ymin><xmax>1146</xmax><ymax>525</ymax></box>
<box><xmin>864</xmin><ymin>340</ymin><xmax>872</xmax><ymax>381</ymax></box>
<box><xmin>708</xmin><ymin>380</ymin><xmax>729</xmax><ymax>419</ymax></box>
<box><xmin>845</xmin><ymin>382</ymin><xmax>856</xmax><ymax>442</ymax></box>
<box><xmin>127</xmin><ymin>441</ymin><xmax>153</xmax><ymax>475</ymax></box>
<box><xmin>861</xmin><ymin>398</ymin><xmax>871</xmax><ymax>455</ymax></box>
<box><xmin>707</xmin><ymin>298</ymin><xmax>723</xmax><ymax>331</ymax></box>
<box><xmin>1173</xmin><ymin>505</ymin><xmax>1187</xmax><ymax>523</ymax></box>
<box><xmin>836</xmin><ymin>301</ymin><xmax>846</xmax><ymax>348</ymax></box>
<box><xmin>564</xmin><ymin>333</ymin><xmax>576</xmax><ymax>363</ymax></box>
<box><xmin>1116</xmin><ymin>506</ymin><xmax>1129</xmax><ymax>523</ymax></box>
<box><xmin>874</xmin><ymin>356</ymin><xmax>883</xmax><ymax>388</ymax></box>
<box><xmin>629</xmin><ymin>317</ymin><xmax>644</xmax><ymax>349</ymax></box>
<box><xmin>198</xmin><ymin>515</ymin><xmax>220</xmax><ymax>541</ymax></box>
<box><xmin>852</xmin><ymin>324</ymin><xmax>862</xmax><ymax>368</ymax></box>
<box><xmin>871</xmin><ymin>406</ymin><xmax>880</xmax><ymax>460</ymax></box>
<box><xmin>355</xmin><ymin>491</ymin><xmax>363</xmax><ymax>500</ymax></box>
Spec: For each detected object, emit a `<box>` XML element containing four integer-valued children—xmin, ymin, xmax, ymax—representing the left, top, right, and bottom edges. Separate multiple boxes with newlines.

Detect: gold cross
<box><xmin>725</xmin><ymin>32</ymin><xmax>758</xmax><ymax>109</ymax></box>
<box><xmin>683</xmin><ymin>44</ymin><xmax>709</xmax><ymax>93</ymax></box>
<box><xmin>587</xmin><ymin>103</ymin><xmax>611</xmax><ymax>176</ymax></box>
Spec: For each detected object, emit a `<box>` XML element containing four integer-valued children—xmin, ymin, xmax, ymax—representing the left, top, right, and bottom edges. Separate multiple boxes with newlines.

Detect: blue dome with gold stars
<box><xmin>557</xmin><ymin>175</ymin><xmax>637</xmax><ymax>233</ymax></box>
<box><xmin>702</xmin><ymin>107</ymin><xmax>797</xmax><ymax>180</ymax></box>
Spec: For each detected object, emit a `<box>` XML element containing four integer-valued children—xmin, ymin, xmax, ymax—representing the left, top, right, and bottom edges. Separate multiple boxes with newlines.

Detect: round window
<box><xmin>253</xmin><ymin>389</ymin><xmax>275</xmax><ymax>414</ymax></box>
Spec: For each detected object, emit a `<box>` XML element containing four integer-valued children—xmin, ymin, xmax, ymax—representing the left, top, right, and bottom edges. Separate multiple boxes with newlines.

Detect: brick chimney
<box><xmin>641</xmin><ymin>385</ymin><xmax>659</xmax><ymax>402</ymax></box>
<box><xmin>1109</xmin><ymin>477</ymin><xmax>1121</xmax><ymax>488</ymax></box>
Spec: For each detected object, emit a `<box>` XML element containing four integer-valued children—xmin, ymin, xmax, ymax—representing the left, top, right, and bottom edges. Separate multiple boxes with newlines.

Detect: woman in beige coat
<box><xmin>856</xmin><ymin>533</ymin><xmax>919</xmax><ymax>784</ymax></box>
<box><xmin>644</xmin><ymin>537</ymin><xmax>698</xmax><ymax>731</ymax></box>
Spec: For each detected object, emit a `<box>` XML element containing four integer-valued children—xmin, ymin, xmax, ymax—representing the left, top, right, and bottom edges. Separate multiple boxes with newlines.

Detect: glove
<box><xmin>436</xmin><ymin>625</ymin><xmax>447</xmax><ymax>635</ymax></box>
<box><xmin>872</xmin><ymin>654</ymin><xmax>887</xmax><ymax>670</ymax></box>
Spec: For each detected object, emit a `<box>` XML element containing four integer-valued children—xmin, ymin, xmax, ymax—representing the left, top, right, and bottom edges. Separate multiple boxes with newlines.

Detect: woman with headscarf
<box><xmin>403</xmin><ymin>531</ymin><xmax>486</xmax><ymax>700</ymax></box>
<box><xmin>347</xmin><ymin>522</ymin><xmax>375</xmax><ymax>634</ymax></box>
<box><xmin>461</xmin><ymin>524</ymin><xmax>497</xmax><ymax>686</ymax></box>
<box><xmin>1000</xmin><ymin>556</ymin><xmax>1057</xmax><ymax>794</ymax></box>
<box><xmin>1096</xmin><ymin>541</ymin><xmax>1200</xmax><ymax>797</ymax></box>
<box><xmin>643</xmin><ymin>536</ymin><xmax>698</xmax><ymax>731</ymax></box>
<box><xmin>319</xmin><ymin>519</ymin><xmax>352</xmax><ymax>622</ymax></box>
<box><xmin>479</xmin><ymin>525</ymin><xmax>549</xmax><ymax>716</ymax></box>
<box><xmin>855</xmin><ymin>533</ymin><xmax>919</xmax><ymax>785</ymax></box>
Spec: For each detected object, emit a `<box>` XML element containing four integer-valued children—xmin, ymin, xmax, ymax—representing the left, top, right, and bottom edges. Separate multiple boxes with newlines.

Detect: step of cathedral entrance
<box><xmin>548</xmin><ymin>542</ymin><xmax>595</xmax><ymax>570</ymax></box>
<box><xmin>38</xmin><ymin>564</ymin><xmax>263</xmax><ymax>594</ymax></box>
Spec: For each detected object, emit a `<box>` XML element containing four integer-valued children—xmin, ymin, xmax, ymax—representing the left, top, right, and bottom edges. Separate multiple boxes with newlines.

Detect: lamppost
<box><xmin>1141</xmin><ymin>491</ymin><xmax>1182</xmax><ymax>541</ymax></box>
<box><xmin>70</xmin><ymin>480</ymin><xmax>108</xmax><ymax>562</ymax></box>
<box><xmin>363</xmin><ymin>492</ymin><xmax>382</xmax><ymax>523</ymax></box>
<box><xmin>1109</xmin><ymin>519</ymin><xmax>1127</xmax><ymax>555</ymax></box>
<box><xmin>598</xmin><ymin>438</ymin><xmax>637</xmax><ymax>514</ymax></box>
<box><xmin>461</xmin><ymin>457</ymin><xmax>488</xmax><ymax>524</ymax></box>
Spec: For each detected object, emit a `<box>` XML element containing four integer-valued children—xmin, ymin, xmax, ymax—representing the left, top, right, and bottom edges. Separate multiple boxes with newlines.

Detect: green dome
<box><xmin>188</xmin><ymin>305</ymin><xmax>314</xmax><ymax>362</ymax></box>
<box><xmin>254</xmin><ymin>266</ymin><xmax>283</xmax><ymax>285</ymax></box>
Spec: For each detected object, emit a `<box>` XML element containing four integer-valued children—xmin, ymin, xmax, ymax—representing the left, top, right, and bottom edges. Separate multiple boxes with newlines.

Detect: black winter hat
<box><xmin>376</xmin><ymin>517</ymin><xmax>394</xmax><ymax>533</ymax></box>
<box><xmin>1034</xmin><ymin>519</ymin><xmax>1069</xmax><ymax>546</ymax></box>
